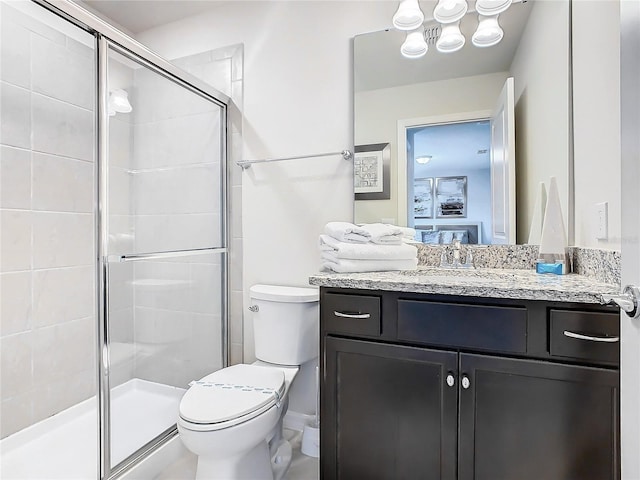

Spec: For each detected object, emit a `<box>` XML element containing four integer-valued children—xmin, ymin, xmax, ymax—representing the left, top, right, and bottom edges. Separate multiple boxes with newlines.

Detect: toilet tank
<box><xmin>250</xmin><ymin>284</ymin><xmax>319</xmax><ymax>366</ymax></box>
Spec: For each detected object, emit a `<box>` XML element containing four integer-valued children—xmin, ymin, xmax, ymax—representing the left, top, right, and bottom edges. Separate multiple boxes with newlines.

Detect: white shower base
<box><xmin>0</xmin><ymin>379</ymin><xmax>185</xmax><ymax>479</ymax></box>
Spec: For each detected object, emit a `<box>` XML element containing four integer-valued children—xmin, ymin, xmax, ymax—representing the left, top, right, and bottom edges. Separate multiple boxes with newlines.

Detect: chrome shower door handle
<box><xmin>601</xmin><ymin>285</ymin><xmax>640</xmax><ymax>318</ymax></box>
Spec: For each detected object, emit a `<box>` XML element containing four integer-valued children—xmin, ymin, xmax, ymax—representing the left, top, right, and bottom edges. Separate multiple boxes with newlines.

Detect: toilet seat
<box><xmin>179</xmin><ymin>364</ymin><xmax>285</xmax><ymax>431</ymax></box>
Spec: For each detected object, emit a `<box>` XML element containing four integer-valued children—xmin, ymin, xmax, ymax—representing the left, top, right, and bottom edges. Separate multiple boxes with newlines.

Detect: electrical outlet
<box><xmin>595</xmin><ymin>202</ymin><xmax>608</xmax><ymax>240</ymax></box>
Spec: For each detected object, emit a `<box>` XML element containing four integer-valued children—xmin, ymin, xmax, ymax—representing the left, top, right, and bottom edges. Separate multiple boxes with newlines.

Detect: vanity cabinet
<box><xmin>320</xmin><ymin>288</ymin><xmax>620</xmax><ymax>480</ymax></box>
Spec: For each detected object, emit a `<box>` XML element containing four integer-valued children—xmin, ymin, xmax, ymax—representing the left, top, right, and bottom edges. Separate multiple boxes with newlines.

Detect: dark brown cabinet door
<box><xmin>458</xmin><ymin>353</ymin><xmax>619</xmax><ymax>480</ymax></box>
<box><xmin>322</xmin><ymin>337</ymin><xmax>458</xmax><ymax>480</ymax></box>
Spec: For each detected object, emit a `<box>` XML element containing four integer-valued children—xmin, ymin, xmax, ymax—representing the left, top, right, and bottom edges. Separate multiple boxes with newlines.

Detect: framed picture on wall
<box><xmin>414</xmin><ymin>177</ymin><xmax>433</xmax><ymax>218</ymax></box>
<box><xmin>354</xmin><ymin>143</ymin><xmax>391</xmax><ymax>200</ymax></box>
<box><xmin>435</xmin><ymin>176</ymin><xmax>467</xmax><ymax>218</ymax></box>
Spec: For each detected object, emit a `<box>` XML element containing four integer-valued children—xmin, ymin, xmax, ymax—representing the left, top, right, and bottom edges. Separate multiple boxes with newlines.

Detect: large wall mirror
<box><xmin>354</xmin><ymin>0</ymin><xmax>572</xmax><ymax>245</ymax></box>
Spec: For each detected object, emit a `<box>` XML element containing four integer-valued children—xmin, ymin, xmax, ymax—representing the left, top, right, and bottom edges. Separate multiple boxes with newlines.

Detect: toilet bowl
<box><xmin>177</xmin><ymin>284</ymin><xmax>319</xmax><ymax>480</ymax></box>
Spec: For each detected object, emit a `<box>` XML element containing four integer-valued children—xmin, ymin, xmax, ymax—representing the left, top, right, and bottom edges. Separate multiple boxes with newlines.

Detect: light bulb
<box><xmin>443</xmin><ymin>0</ymin><xmax>457</xmax><ymax>9</ymax></box>
<box><xmin>437</xmin><ymin>22</ymin><xmax>466</xmax><ymax>53</ymax></box>
<box><xmin>472</xmin><ymin>14</ymin><xmax>503</xmax><ymax>48</ymax></box>
<box><xmin>393</xmin><ymin>0</ymin><xmax>425</xmax><ymax>31</ymax></box>
<box><xmin>433</xmin><ymin>0</ymin><xmax>468</xmax><ymax>24</ymax></box>
<box><xmin>475</xmin><ymin>0</ymin><xmax>512</xmax><ymax>16</ymax></box>
<box><xmin>401</xmin><ymin>30</ymin><xmax>428</xmax><ymax>58</ymax></box>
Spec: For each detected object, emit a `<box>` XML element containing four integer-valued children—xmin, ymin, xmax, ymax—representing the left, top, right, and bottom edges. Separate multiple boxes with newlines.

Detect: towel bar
<box><xmin>237</xmin><ymin>149</ymin><xmax>353</xmax><ymax>169</ymax></box>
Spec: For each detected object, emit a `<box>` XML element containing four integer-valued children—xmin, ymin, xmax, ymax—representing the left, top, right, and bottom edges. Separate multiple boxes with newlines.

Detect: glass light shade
<box><xmin>401</xmin><ymin>30</ymin><xmax>428</xmax><ymax>58</ymax></box>
<box><xmin>433</xmin><ymin>0</ymin><xmax>468</xmax><ymax>24</ymax></box>
<box><xmin>109</xmin><ymin>89</ymin><xmax>132</xmax><ymax>114</ymax></box>
<box><xmin>475</xmin><ymin>0</ymin><xmax>512</xmax><ymax>16</ymax></box>
<box><xmin>436</xmin><ymin>22</ymin><xmax>466</xmax><ymax>53</ymax></box>
<box><xmin>415</xmin><ymin>155</ymin><xmax>432</xmax><ymax>164</ymax></box>
<box><xmin>472</xmin><ymin>15</ymin><xmax>503</xmax><ymax>48</ymax></box>
<box><xmin>393</xmin><ymin>0</ymin><xmax>425</xmax><ymax>31</ymax></box>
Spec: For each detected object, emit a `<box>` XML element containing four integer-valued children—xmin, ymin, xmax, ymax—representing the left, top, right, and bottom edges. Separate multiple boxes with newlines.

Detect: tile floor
<box><xmin>156</xmin><ymin>429</ymin><xmax>319</xmax><ymax>480</ymax></box>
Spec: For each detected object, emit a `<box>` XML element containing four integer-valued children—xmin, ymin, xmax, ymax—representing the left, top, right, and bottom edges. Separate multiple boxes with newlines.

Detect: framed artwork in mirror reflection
<box><xmin>354</xmin><ymin>143</ymin><xmax>390</xmax><ymax>200</ymax></box>
<box><xmin>435</xmin><ymin>176</ymin><xmax>467</xmax><ymax>218</ymax></box>
<box><xmin>414</xmin><ymin>177</ymin><xmax>433</xmax><ymax>218</ymax></box>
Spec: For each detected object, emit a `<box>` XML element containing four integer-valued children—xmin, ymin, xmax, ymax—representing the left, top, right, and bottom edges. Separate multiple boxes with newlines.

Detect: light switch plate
<box><xmin>595</xmin><ymin>202</ymin><xmax>608</xmax><ymax>240</ymax></box>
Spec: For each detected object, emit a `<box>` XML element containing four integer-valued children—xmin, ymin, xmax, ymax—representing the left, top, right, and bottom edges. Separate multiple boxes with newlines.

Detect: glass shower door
<box><xmin>105</xmin><ymin>44</ymin><xmax>227</xmax><ymax>470</ymax></box>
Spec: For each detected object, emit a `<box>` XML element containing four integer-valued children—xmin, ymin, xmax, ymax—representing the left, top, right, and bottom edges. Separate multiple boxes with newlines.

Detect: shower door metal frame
<box><xmin>31</xmin><ymin>2</ymin><xmax>233</xmax><ymax>478</ymax></box>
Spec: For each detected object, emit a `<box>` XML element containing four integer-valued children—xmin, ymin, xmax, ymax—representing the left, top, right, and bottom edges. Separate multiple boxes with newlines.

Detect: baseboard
<box><xmin>283</xmin><ymin>410</ymin><xmax>315</xmax><ymax>432</ymax></box>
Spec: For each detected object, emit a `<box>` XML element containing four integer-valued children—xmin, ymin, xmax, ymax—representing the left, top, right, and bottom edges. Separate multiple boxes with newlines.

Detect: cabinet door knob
<box><xmin>461</xmin><ymin>375</ymin><xmax>471</xmax><ymax>389</ymax></box>
<box><xmin>446</xmin><ymin>373</ymin><xmax>455</xmax><ymax>387</ymax></box>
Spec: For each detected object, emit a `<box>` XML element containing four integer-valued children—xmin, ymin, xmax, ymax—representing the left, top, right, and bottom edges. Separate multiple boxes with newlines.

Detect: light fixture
<box><xmin>415</xmin><ymin>155</ymin><xmax>432</xmax><ymax>164</ymax></box>
<box><xmin>108</xmin><ymin>89</ymin><xmax>133</xmax><ymax>116</ymax></box>
<box><xmin>401</xmin><ymin>30</ymin><xmax>428</xmax><ymax>58</ymax></box>
<box><xmin>472</xmin><ymin>14</ymin><xmax>504</xmax><ymax>48</ymax></box>
<box><xmin>433</xmin><ymin>0</ymin><xmax>468</xmax><ymax>24</ymax></box>
<box><xmin>475</xmin><ymin>0</ymin><xmax>512</xmax><ymax>16</ymax></box>
<box><xmin>393</xmin><ymin>0</ymin><xmax>425</xmax><ymax>31</ymax></box>
<box><xmin>436</xmin><ymin>22</ymin><xmax>465</xmax><ymax>53</ymax></box>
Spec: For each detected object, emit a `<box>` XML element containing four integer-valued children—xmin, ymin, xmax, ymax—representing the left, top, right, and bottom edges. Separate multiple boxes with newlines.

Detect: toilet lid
<box><xmin>179</xmin><ymin>364</ymin><xmax>285</xmax><ymax>425</ymax></box>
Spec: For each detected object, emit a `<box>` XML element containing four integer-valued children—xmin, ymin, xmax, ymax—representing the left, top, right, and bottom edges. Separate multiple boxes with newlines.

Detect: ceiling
<box><xmin>411</xmin><ymin>120</ymin><xmax>491</xmax><ymax>173</ymax></box>
<box><xmin>80</xmin><ymin>0</ymin><xmax>225</xmax><ymax>34</ymax></box>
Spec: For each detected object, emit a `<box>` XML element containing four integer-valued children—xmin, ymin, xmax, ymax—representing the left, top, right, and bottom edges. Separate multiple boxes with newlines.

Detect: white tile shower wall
<box><xmin>0</xmin><ymin>3</ymin><xmax>96</xmax><ymax>438</ymax></box>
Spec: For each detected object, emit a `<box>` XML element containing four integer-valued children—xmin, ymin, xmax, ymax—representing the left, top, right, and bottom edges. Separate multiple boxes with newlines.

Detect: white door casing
<box><xmin>620</xmin><ymin>0</ymin><xmax>640</xmax><ymax>477</ymax></box>
<box><xmin>490</xmin><ymin>77</ymin><xmax>516</xmax><ymax>244</ymax></box>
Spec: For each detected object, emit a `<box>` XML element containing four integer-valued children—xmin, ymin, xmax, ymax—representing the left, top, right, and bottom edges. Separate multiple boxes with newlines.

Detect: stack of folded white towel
<box><xmin>319</xmin><ymin>222</ymin><xmax>418</xmax><ymax>273</ymax></box>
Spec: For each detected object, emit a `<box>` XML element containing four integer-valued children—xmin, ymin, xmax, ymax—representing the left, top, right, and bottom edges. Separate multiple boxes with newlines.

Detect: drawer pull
<box><xmin>563</xmin><ymin>330</ymin><xmax>620</xmax><ymax>343</ymax></box>
<box><xmin>333</xmin><ymin>311</ymin><xmax>371</xmax><ymax>319</ymax></box>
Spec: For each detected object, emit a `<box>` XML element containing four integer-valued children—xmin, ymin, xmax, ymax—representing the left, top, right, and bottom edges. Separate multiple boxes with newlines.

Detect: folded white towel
<box><xmin>397</xmin><ymin>226</ymin><xmax>417</xmax><ymax>240</ymax></box>
<box><xmin>324</xmin><ymin>222</ymin><xmax>371</xmax><ymax>244</ymax></box>
<box><xmin>321</xmin><ymin>257</ymin><xmax>418</xmax><ymax>273</ymax></box>
<box><xmin>319</xmin><ymin>235</ymin><xmax>417</xmax><ymax>261</ymax></box>
<box><xmin>358</xmin><ymin>223</ymin><xmax>404</xmax><ymax>245</ymax></box>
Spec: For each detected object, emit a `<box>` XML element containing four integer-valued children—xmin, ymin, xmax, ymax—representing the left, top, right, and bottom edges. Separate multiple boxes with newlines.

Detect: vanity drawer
<box><xmin>322</xmin><ymin>293</ymin><xmax>381</xmax><ymax>336</ymax></box>
<box><xmin>397</xmin><ymin>299</ymin><xmax>527</xmax><ymax>353</ymax></box>
<box><xmin>549</xmin><ymin>309</ymin><xmax>620</xmax><ymax>366</ymax></box>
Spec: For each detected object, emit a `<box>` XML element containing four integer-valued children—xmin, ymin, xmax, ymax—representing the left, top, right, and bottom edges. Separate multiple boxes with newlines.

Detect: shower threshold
<box><xmin>0</xmin><ymin>379</ymin><xmax>185</xmax><ymax>479</ymax></box>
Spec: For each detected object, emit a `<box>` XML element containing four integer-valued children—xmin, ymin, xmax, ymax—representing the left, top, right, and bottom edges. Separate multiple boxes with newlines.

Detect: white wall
<box><xmin>573</xmin><ymin>0</ymin><xmax>621</xmax><ymax>250</ymax></box>
<box><xmin>136</xmin><ymin>1</ymin><xmax>395</xmax><ymax>364</ymax></box>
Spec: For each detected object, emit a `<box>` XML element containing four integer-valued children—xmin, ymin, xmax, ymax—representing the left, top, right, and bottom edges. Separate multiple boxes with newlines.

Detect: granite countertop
<box><xmin>309</xmin><ymin>267</ymin><xmax>620</xmax><ymax>304</ymax></box>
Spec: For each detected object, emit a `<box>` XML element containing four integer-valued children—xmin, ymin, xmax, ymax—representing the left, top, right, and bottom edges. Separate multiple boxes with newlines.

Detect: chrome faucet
<box><xmin>440</xmin><ymin>240</ymin><xmax>474</xmax><ymax>269</ymax></box>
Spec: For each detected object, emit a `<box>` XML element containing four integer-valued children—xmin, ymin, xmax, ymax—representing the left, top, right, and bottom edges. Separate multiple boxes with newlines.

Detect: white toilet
<box><xmin>177</xmin><ymin>284</ymin><xmax>319</xmax><ymax>480</ymax></box>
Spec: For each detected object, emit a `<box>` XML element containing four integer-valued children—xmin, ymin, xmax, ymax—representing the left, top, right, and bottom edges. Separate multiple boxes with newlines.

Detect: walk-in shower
<box><xmin>0</xmin><ymin>1</ymin><xmax>230</xmax><ymax>478</ymax></box>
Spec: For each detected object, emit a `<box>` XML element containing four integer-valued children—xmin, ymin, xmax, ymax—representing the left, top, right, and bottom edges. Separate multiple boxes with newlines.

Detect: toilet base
<box><xmin>271</xmin><ymin>438</ymin><xmax>293</xmax><ymax>480</ymax></box>
<box><xmin>195</xmin><ymin>440</ymin><xmax>273</xmax><ymax>480</ymax></box>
